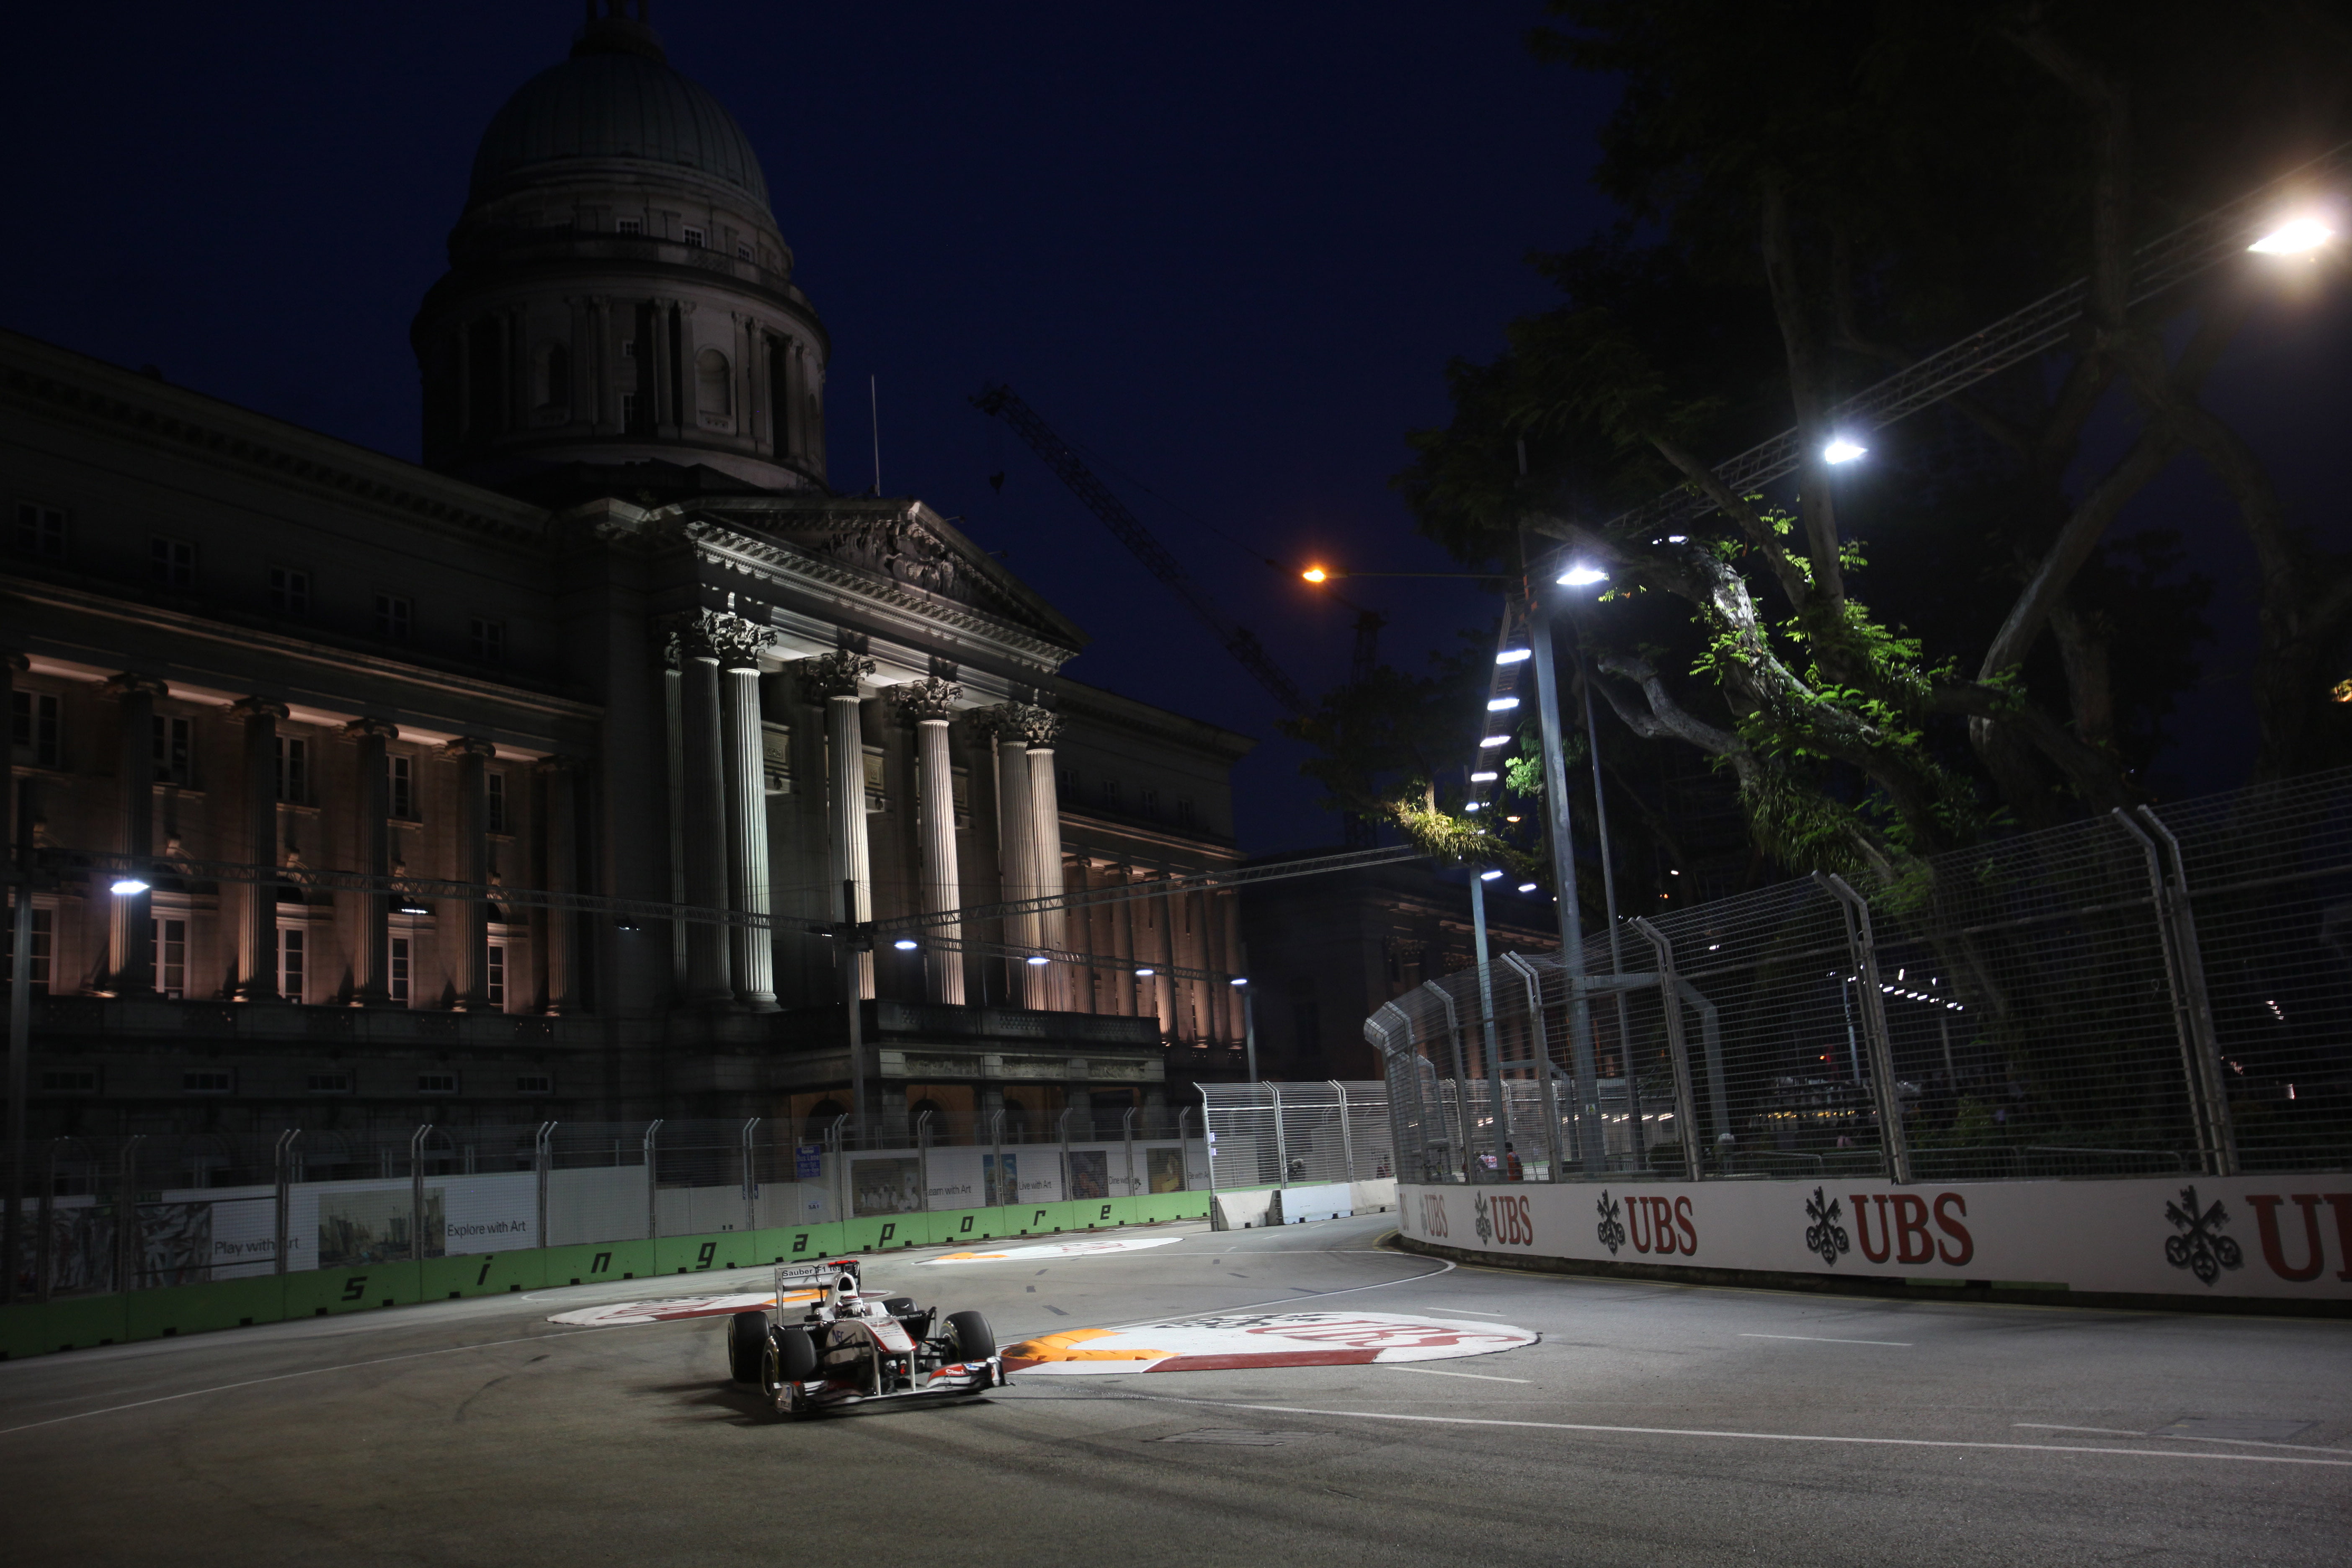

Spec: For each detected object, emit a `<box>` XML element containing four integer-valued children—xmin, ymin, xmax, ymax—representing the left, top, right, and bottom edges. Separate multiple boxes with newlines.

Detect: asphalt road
<box><xmin>3</xmin><ymin>1214</ymin><xmax>2347</xmax><ymax>1567</ymax></box>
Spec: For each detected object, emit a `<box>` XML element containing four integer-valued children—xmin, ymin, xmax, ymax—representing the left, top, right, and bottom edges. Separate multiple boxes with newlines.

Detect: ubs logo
<box><xmin>1419</xmin><ymin>1192</ymin><xmax>1450</xmax><ymax>1238</ymax></box>
<box><xmin>1477</xmin><ymin>1194</ymin><xmax>1535</xmax><ymax>1248</ymax></box>
<box><xmin>1625</xmin><ymin>1194</ymin><xmax>1697</xmax><ymax>1256</ymax></box>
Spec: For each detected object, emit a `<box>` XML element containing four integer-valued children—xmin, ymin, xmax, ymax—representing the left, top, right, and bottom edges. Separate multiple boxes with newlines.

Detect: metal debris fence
<box><xmin>1368</xmin><ymin>768</ymin><xmax>2352</xmax><ymax>1184</ymax></box>
<box><xmin>1195</xmin><ymin>1081</ymin><xmax>1395</xmax><ymax>1189</ymax></box>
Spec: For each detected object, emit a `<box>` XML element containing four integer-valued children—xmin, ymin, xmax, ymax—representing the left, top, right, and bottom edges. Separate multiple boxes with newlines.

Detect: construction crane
<box><xmin>972</xmin><ymin>383</ymin><xmax>1313</xmax><ymax>718</ymax></box>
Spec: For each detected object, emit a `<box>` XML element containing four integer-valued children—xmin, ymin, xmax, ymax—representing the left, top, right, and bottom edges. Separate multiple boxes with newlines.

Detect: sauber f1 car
<box><xmin>726</xmin><ymin>1259</ymin><xmax>1006</xmax><ymax>1416</ymax></box>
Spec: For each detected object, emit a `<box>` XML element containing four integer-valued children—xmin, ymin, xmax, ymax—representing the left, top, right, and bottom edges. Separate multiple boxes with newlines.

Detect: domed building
<box><xmin>0</xmin><ymin>2</ymin><xmax>1257</xmax><ymax>1159</ymax></box>
<box><xmin>413</xmin><ymin>5</ymin><xmax>829</xmax><ymax>495</ymax></box>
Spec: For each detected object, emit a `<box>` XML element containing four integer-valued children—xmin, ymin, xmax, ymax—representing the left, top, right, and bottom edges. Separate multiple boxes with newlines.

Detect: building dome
<box><xmin>467</xmin><ymin>13</ymin><xmax>772</xmax><ymax>217</ymax></box>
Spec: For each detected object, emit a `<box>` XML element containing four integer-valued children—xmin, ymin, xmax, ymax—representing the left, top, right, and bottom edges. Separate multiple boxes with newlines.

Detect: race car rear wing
<box><xmin>773</xmin><ymin>1258</ymin><xmax>861</xmax><ymax>1296</ymax></box>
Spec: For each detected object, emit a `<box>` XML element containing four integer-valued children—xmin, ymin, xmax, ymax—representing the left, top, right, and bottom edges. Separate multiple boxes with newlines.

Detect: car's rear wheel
<box><xmin>727</xmin><ymin>1311</ymin><xmax>769</xmax><ymax>1384</ymax></box>
<box><xmin>946</xmin><ymin>1310</ymin><xmax>996</xmax><ymax>1364</ymax></box>
<box><xmin>763</xmin><ymin>1325</ymin><xmax>818</xmax><ymax>1409</ymax></box>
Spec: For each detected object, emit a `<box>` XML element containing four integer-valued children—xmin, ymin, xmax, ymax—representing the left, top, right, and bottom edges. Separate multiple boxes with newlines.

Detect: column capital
<box><xmin>102</xmin><ymin>672</ymin><xmax>169</xmax><ymax>701</ymax></box>
<box><xmin>441</xmin><ymin>736</ymin><xmax>497</xmax><ymax>762</ymax></box>
<box><xmin>340</xmin><ymin>717</ymin><xmax>398</xmax><ymax>742</ymax></box>
<box><xmin>892</xmin><ymin>676</ymin><xmax>961</xmax><ymax>723</ymax></box>
<box><xmin>974</xmin><ymin>701</ymin><xmax>1058</xmax><ymax>746</ymax></box>
<box><xmin>230</xmin><ymin>696</ymin><xmax>291</xmax><ymax>722</ymax></box>
<box><xmin>656</xmin><ymin>609</ymin><xmax>775</xmax><ymax>670</ymax></box>
<box><xmin>797</xmin><ymin>649</ymin><xmax>874</xmax><ymax>700</ymax></box>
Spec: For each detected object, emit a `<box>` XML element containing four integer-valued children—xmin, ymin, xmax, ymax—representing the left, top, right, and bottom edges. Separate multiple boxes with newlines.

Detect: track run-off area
<box><xmin>2</xmin><ymin>1213</ymin><xmax>2346</xmax><ymax>1567</ymax></box>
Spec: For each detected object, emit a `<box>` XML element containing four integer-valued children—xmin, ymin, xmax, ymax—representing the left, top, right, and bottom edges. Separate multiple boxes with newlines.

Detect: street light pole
<box><xmin>1526</xmin><ymin>597</ymin><xmax>1601</xmax><ymax>1174</ymax></box>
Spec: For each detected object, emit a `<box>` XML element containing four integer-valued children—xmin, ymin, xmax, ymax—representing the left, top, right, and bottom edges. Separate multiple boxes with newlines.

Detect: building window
<box><xmin>469</xmin><ymin>617</ymin><xmax>505</xmax><ymax>663</ymax></box>
<box><xmin>307</xmin><ymin>1073</ymin><xmax>352</xmax><ymax>1093</ymax></box>
<box><xmin>389</xmin><ymin>936</ymin><xmax>412</xmax><ymax>1003</ymax></box>
<box><xmin>542</xmin><ymin>343</ymin><xmax>570</xmax><ymax>408</ymax></box>
<box><xmin>3</xmin><ymin>906</ymin><xmax>52</xmax><ymax>997</ymax></box>
<box><xmin>152</xmin><ymin>535</ymin><xmax>196</xmax><ymax>588</ymax></box>
<box><xmin>761</xmin><ymin>722</ymin><xmax>792</xmax><ymax>794</ymax></box>
<box><xmin>1140</xmin><ymin>788</ymin><xmax>1158</xmax><ymax>818</ymax></box>
<box><xmin>152</xmin><ymin>715</ymin><xmax>193</xmax><ymax>786</ymax></box>
<box><xmin>695</xmin><ymin>347</ymin><xmax>731</xmax><ymax>424</ymax></box>
<box><xmin>278</xmin><ymin>926</ymin><xmax>305</xmax><ymax>1003</ymax></box>
<box><xmin>152</xmin><ymin>917</ymin><xmax>188</xmax><ymax>999</ymax></box>
<box><xmin>736</xmin><ymin>242</ymin><xmax>752</xmax><ymax>260</ymax></box>
<box><xmin>268</xmin><ymin>566</ymin><xmax>310</xmax><ymax>616</ymax></box>
<box><xmin>486</xmin><ymin>771</ymin><xmax>508</xmax><ymax>834</ymax></box>
<box><xmin>14</xmin><ymin>502</ymin><xmax>65</xmax><ymax>558</ymax></box>
<box><xmin>275</xmin><ymin>735</ymin><xmax>309</xmax><ymax>803</ymax></box>
<box><xmin>387</xmin><ymin>754</ymin><xmax>415</xmax><ymax>818</ymax></box>
<box><xmin>616</xmin><ymin>217</ymin><xmax>643</xmax><ymax>235</ymax></box>
<box><xmin>183</xmin><ymin>1070</ymin><xmax>234</xmax><ymax>1095</ymax></box>
<box><xmin>1101</xmin><ymin>779</ymin><xmax>1120</xmax><ymax>809</ymax></box>
<box><xmin>12</xmin><ymin>690</ymin><xmax>60</xmax><ymax>769</ymax></box>
<box><xmin>620</xmin><ymin>391</ymin><xmax>640</xmax><ymax>428</ymax></box>
<box><xmin>683</xmin><ymin>225</ymin><xmax>705</xmax><ymax>247</ymax></box>
<box><xmin>375</xmin><ymin>593</ymin><xmax>412</xmax><ymax>642</ymax></box>
<box><xmin>40</xmin><ymin>1068</ymin><xmax>95</xmax><ymax>1093</ymax></box>
<box><xmin>418</xmin><ymin>1071</ymin><xmax>459</xmax><ymax>1095</ymax></box>
<box><xmin>1176</xmin><ymin>798</ymin><xmax>1196</xmax><ymax>829</ymax></box>
<box><xmin>1058</xmin><ymin>766</ymin><xmax>1076</xmax><ymax>794</ymax></box>
<box><xmin>517</xmin><ymin>1073</ymin><xmax>552</xmax><ymax>1094</ymax></box>
<box><xmin>485</xmin><ymin>943</ymin><xmax>507</xmax><ymax>1007</ymax></box>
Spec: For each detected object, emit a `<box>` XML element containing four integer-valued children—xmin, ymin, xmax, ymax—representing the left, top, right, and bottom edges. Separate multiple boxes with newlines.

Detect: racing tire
<box><xmin>727</xmin><ymin>1310</ymin><xmax>769</xmax><ymax>1384</ymax></box>
<box><xmin>763</xmin><ymin>1324</ymin><xmax>819</xmax><ymax>1409</ymax></box>
<box><xmin>946</xmin><ymin>1310</ymin><xmax>996</xmax><ymax>1364</ymax></box>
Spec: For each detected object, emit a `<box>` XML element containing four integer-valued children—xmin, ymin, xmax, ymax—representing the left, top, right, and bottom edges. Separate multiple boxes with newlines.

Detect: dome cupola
<box><xmin>412</xmin><ymin>1</ymin><xmax>830</xmax><ymax>496</ymax></box>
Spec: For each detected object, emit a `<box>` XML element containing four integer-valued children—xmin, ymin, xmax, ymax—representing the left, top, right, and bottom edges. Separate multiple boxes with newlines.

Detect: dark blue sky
<box><xmin>2</xmin><ymin>2</ymin><xmax>1617</xmax><ymax>851</ymax></box>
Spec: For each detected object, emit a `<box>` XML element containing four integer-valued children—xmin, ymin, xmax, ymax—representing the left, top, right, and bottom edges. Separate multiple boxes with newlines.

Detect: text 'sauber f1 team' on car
<box><xmin>726</xmin><ymin>1259</ymin><xmax>1006</xmax><ymax>1417</ymax></box>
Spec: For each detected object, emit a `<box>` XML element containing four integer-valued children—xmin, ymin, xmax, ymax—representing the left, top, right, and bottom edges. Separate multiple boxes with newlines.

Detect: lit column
<box><xmin>535</xmin><ymin>754</ymin><xmax>578</xmax><ymax>1014</ymax></box>
<box><xmin>1021</xmin><ymin>710</ymin><xmax>1065</xmax><ymax>1010</ymax></box>
<box><xmin>895</xmin><ymin>678</ymin><xmax>965</xmax><ymax>1005</ymax></box>
<box><xmin>230</xmin><ymin>698</ymin><xmax>289</xmax><ymax>1001</ymax></box>
<box><xmin>802</xmin><ymin>650</ymin><xmax>876</xmax><ymax>999</ymax></box>
<box><xmin>343</xmin><ymin>718</ymin><xmax>397</xmax><ymax>1006</ymax></box>
<box><xmin>103</xmin><ymin>673</ymin><xmax>166</xmax><ymax>996</ymax></box>
<box><xmin>718</xmin><ymin>623</ymin><xmax>779</xmax><ymax>1010</ymax></box>
<box><xmin>1109</xmin><ymin>864</ymin><xmax>1137</xmax><ymax>1016</ymax></box>
<box><xmin>1220</xmin><ymin>889</ymin><xmax>1246</xmax><ymax>1043</ymax></box>
<box><xmin>444</xmin><ymin>737</ymin><xmax>495</xmax><ymax>1010</ymax></box>
<box><xmin>1151</xmin><ymin>872</ymin><xmax>1177</xmax><ymax>1038</ymax></box>
<box><xmin>1068</xmin><ymin>858</ymin><xmax>1096</xmax><ymax>1013</ymax></box>
<box><xmin>666</xmin><ymin>616</ymin><xmax>733</xmax><ymax>1006</ymax></box>
<box><xmin>989</xmin><ymin>712</ymin><xmax>1037</xmax><ymax>995</ymax></box>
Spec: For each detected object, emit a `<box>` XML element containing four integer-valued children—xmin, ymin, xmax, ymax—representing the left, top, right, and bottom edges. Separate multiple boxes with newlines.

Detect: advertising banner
<box><xmin>1399</xmin><ymin>1176</ymin><xmax>2352</xmax><ymax>1302</ymax></box>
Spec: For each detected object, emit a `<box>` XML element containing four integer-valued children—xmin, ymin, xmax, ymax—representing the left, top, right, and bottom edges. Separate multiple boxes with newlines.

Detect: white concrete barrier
<box><xmin>1211</xmin><ymin>1189</ymin><xmax>1277</xmax><ymax>1230</ymax></box>
<box><xmin>1269</xmin><ymin>1184</ymin><xmax>1353</xmax><ymax>1224</ymax></box>
<box><xmin>1398</xmin><ymin>1176</ymin><xmax>2352</xmax><ymax>1305</ymax></box>
<box><xmin>1349</xmin><ymin>1178</ymin><xmax>1397</xmax><ymax>1215</ymax></box>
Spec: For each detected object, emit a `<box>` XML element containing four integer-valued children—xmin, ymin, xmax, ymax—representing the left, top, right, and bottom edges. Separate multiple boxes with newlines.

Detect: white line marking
<box><xmin>0</xmin><ymin>1326</ymin><xmax>615</xmax><ymax>1438</ymax></box>
<box><xmin>2166</xmin><ymin>1434</ymin><xmax>2352</xmax><ymax>1455</ymax></box>
<box><xmin>1383</xmin><ymin>1365</ymin><xmax>1531</xmax><ymax>1384</ymax></box>
<box><xmin>2015</xmin><ymin>1424</ymin><xmax>2145</xmax><ymax>1436</ymax></box>
<box><xmin>1127</xmin><ymin>1400</ymin><xmax>2352</xmax><ymax>1468</ymax></box>
<box><xmin>1427</xmin><ymin>1307</ymin><xmax>1511</xmax><ymax>1316</ymax></box>
<box><xmin>1741</xmin><ymin>1333</ymin><xmax>1911</xmax><ymax>1347</ymax></box>
<box><xmin>1099</xmin><ymin>1258</ymin><xmax>1456</xmax><ymax>1331</ymax></box>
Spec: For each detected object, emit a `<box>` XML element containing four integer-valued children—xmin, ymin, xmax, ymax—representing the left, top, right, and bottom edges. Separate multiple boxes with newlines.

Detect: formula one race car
<box><xmin>726</xmin><ymin>1259</ymin><xmax>1006</xmax><ymax>1417</ymax></box>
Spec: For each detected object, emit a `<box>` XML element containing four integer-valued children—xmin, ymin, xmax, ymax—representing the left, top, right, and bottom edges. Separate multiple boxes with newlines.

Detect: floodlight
<box><xmin>1486</xmin><ymin>697</ymin><xmax>1519</xmax><ymax>711</ymax></box>
<box><xmin>1478</xmin><ymin>734</ymin><xmax>1510</xmax><ymax>748</ymax></box>
<box><xmin>2250</xmin><ymin>217</ymin><xmax>2334</xmax><ymax>255</ymax></box>
<box><xmin>1479</xmin><ymin>869</ymin><xmax>1503</xmax><ymax>881</ymax></box>
<box><xmin>1230</xmin><ymin>977</ymin><xmax>1248</xmax><ymax>987</ymax></box>
<box><xmin>1135</xmin><ymin>966</ymin><xmax>1155</xmax><ymax>977</ymax></box>
<box><xmin>1517</xmin><ymin>882</ymin><xmax>1537</xmax><ymax>893</ymax></box>
<box><xmin>1025</xmin><ymin>954</ymin><xmax>1050</xmax><ymax>967</ymax></box>
<box><xmin>1495</xmin><ymin>648</ymin><xmax>1531</xmax><ymax>664</ymax></box>
<box><xmin>400</xmin><ymin>903</ymin><xmax>431</xmax><ymax>916</ymax></box>
<box><xmin>1302</xmin><ymin>566</ymin><xmax>1330</xmax><ymax>583</ymax></box>
<box><xmin>109</xmin><ymin>877</ymin><xmax>150</xmax><ymax>896</ymax></box>
<box><xmin>1823</xmin><ymin>438</ymin><xmax>1867</xmax><ymax>464</ymax></box>
<box><xmin>892</xmin><ymin>938</ymin><xmax>920</xmax><ymax>951</ymax></box>
<box><xmin>1469</xmin><ymin>770</ymin><xmax>1498</xmax><ymax>782</ymax></box>
<box><xmin>1556</xmin><ymin>564</ymin><xmax>1607</xmax><ymax>587</ymax></box>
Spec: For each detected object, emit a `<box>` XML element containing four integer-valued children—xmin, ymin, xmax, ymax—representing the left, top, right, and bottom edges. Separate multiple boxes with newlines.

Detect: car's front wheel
<box><xmin>727</xmin><ymin>1310</ymin><xmax>769</xmax><ymax>1384</ymax></box>
<box><xmin>763</xmin><ymin>1325</ymin><xmax>819</xmax><ymax>1411</ymax></box>
<box><xmin>945</xmin><ymin>1310</ymin><xmax>996</xmax><ymax>1364</ymax></box>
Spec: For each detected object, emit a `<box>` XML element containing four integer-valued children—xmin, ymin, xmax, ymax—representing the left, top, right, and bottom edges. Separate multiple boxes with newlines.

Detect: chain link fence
<box><xmin>1369</xmin><ymin>768</ymin><xmax>2352</xmax><ymax>1185</ymax></box>
<box><xmin>1196</xmin><ymin>1082</ymin><xmax>1395</xmax><ymax>1188</ymax></box>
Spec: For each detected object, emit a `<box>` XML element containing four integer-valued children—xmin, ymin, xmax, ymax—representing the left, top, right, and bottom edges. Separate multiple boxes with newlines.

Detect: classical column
<box><xmin>3</xmin><ymin>651</ymin><xmax>21</xmax><ymax>857</ymax></box>
<box><xmin>535</xmin><ymin>756</ymin><xmax>578</xmax><ymax>1014</ymax></box>
<box><xmin>1220</xmin><ymin>889</ymin><xmax>1246</xmax><ymax>1043</ymax></box>
<box><xmin>444</xmin><ymin>737</ymin><xmax>495</xmax><ymax>1010</ymax></box>
<box><xmin>226</xmin><ymin>698</ymin><xmax>289</xmax><ymax>1001</ymax></box>
<box><xmin>1019</xmin><ymin>708</ymin><xmax>1065</xmax><ymax>1011</ymax></box>
<box><xmin>895</xmin><ymin>678</ymin><xmax>965</xmax><ymax>1005</ymax></box>
<box><xmin>717</xmin><ymin>622</ymin><xmax>779</xmax><ymax>1010</ymax></box>
<box><xmin>802</xmin><ymin>650</ymin><xmax>877</xmax><ymax>1000</ymax></box>
<box><xmin>1067</xmin><ymin>857</ymin><xmax>1096</xmax><ymax>1013</ymax></box>
<box><xmin>1153</xmin><ymin>872</ymin><xmax>1179</xmax><ymax>1040</ymax></box>
<box><xmin>343</xmin><ymin>719</ymin><xmax>396</xmax><ymax>1006</ymax></box>
<box><xmin>103</xmin><ymin>673</ymin><xmax>166</xmax><ymax>996</ymax></box>
<box><xmin>989</xmin><ymin>713</ymin><xmax>1037</xmax><ymax>996</ymax></box>
<box><xmin>1109</xmin><ymin>864</ymin><xmax>1137</xmax><ymax>1017</ymax></box>
<box><xmin>663</xmin><ymin>615</ymin><xmax>735</xmax><ymax>1006</ymax></box>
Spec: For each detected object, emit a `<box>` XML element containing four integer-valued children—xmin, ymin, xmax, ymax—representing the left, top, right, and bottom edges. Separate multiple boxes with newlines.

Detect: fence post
<box><xmin>741</xmin><ymin>1117</ymin><xmax>761</xmax><ymax>1232</ymax></box>
<box><xmin>1057</xmin><ymin>1106</ymin><xmax>1073</xmax><ymax>1204</ymax></box>
<box><xmin>1631</xmin><ymin>919</ymin><xmax>1704</xmax><ymax>1180</ymax></box>
<box><xmin>408</xmin><ymin>1124</ymin><xmax>431</xmax><ymax>1266</ymax></box>
<box><xmin>915</xmin><ymin>1110</ymin><xmax>932</xmax><ymax>1214</ymax></box>
<box><xmin>642</xmin><ymin>1119</ymin><xmax>663</xmax><ymax>1241</ymax></box>
<box><xmin>1371</xmin><ymin>1003</ymin><xmax>1416</xmax><ymax>1181</ymax></box>
<box><xmin>988</xmin><ymin>1109</ymin><xmax>1006</xmax><ymax>1207</ymax></box>
<box><xmin>1331</xmin><ymin>1081</ymin><xmax>1354</xmax><ymax>1182</ymax></box>
<box><xmin>117</xmin><ymin>1134</ymin><xmax>144</xmax><ymax>1292</ymax></box>
<box><xmin>1121</xmin><ymin>1106</ymin><xmax>1137</xmax><ymax>1196</ymax></box>
<box><xmin>1424</xmin><ymin>982</ymin><xmax>1475</xmax><ymax>1181</ymax></box>
<box><xmin>1199</xmin><ymin>1087</ymin><xmax>1219</xmax><ymax>1192</ymax></box>
<box><xmin>1174</xmin><ymin>1105</ymin><xmax>1193</xmax><ymax>1193</ymax></box>
<box><xmin>1501</xmin><ymin>953</ymin><xmax>1566</xmax><ymax>1182</ymax></box>
<box><xmin>534</xmin><ymin>1121</ymin><xmax>556</xmax><ymax>1250</ymax></box>
<box><xmin>273</xmin><ymin>1129</ymin><xmax>300</xmax><ymax>1273</ymax></box>
<box><xmin>1817</xmin><ymin>874</ymin><xmax>1911</xmax><ymax>1184</ymax></box>
<box><xmin>1267</xmin><ymin>1083</ymin><xmax>1289</xmax><ymax>1186</ymax></box>
<box><xmin>827</xmin><ymin>1114</ymin><xmax>846</xmax><ymax>1225</ymax></box>
<box><xmin>2136</xmin><ymin>806</ymin><xmax>2239</xmax><ymax>1176</ymax></box>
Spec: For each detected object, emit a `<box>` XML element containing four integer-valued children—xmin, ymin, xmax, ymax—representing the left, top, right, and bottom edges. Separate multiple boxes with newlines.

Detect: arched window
<box><xmin>696</xmin><ymin>346</ymin><xmax>731</xmax><ymax>422</ymax></box>
<box><xmin>542</xmin><ymin>343</ymin><xmax>571</xmax><ymax>410</ymax></box>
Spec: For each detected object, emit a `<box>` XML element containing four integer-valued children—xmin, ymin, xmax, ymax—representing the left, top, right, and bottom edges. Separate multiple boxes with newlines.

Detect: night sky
<box><xmin>5</xmin><ymin>4</ymin><xmax>2343</xmax><ymax>851</ymax></box>
<box><xmin>2</xmin><ymin>2</ymin><xmax>1614</xmax><ymax>853</ymax></box>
